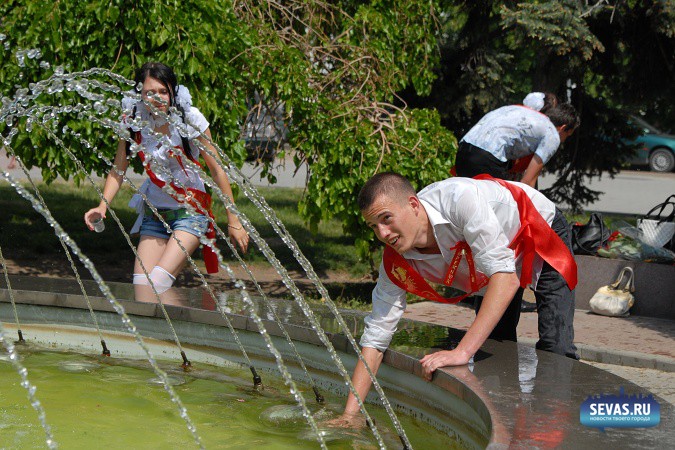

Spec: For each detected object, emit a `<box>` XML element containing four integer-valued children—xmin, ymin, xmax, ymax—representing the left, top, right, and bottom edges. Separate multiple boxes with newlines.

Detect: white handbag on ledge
<box><xmin>637</xmin><ymin>195</ymin><xmax>675</xmax><ymax>248</ymax></box>
<box><xmin>589</xmin><ymin>267</ymin><xmax>635</xmax><ymax>317</ymax></box>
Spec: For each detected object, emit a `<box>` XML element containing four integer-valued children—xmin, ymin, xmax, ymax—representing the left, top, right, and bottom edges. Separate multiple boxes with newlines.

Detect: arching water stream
<box><xmin>0</xmin><ymin>43</ymin><xmax>477</xmax><ymax>449</ymax></box>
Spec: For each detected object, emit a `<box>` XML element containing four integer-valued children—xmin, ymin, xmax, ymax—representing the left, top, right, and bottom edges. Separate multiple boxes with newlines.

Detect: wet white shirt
<box><xmin>360</xmin><ymin>178</ymin><xmax>556</xmax><ymax>352</ymax></box>
<box><xmin>461</xmin><ymin>105</ymin><xmax>560</xmax><ymax>164</ymax></box>
<box><xmin>121</xmin><ymin>104</ymin><xmax>210</xmax><ymax>233</ymax></box>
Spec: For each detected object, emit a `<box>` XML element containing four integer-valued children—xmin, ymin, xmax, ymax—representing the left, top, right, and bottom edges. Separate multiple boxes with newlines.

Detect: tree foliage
<box><xmin>3</xmin><ymin>0</ymin><xmax>670</xmax><ymax>271</ymax></box>
<box><xmin>404</xmin><ymin>0</ymin><xmax>675</xmax><ymax>210</ymax></box>
<box><xmin>0</xmin><ymin>0</ymin><xmax>454</xmax><ymax>262</ymax></box>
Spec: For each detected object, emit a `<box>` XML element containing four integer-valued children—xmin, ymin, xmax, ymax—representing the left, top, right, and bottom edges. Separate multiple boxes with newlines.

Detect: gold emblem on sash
<box><xmin>391</xmin><ymin>264</ymin><xmax>416</xmax><ymax>291</ymax></box>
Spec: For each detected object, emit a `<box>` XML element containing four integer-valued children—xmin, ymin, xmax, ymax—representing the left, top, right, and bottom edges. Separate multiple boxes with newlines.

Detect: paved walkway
<box><xmin>403</xmin><ymin>300</ymin><xmax>675</xmax><ymax>403</ymax></box>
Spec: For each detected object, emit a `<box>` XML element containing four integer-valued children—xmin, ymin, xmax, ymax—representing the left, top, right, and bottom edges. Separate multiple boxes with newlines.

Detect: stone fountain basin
<box><xmin>1</xmin><ymin>275</ymin><xmax>673</xmax><ymax>449</ymax></box>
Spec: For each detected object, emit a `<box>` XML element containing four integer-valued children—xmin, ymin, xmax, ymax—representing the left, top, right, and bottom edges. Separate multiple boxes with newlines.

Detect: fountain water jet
<box><xmin>0</xmin><ymin>53</ymin><xmax>409</xmax><ymax>447</ymax></box>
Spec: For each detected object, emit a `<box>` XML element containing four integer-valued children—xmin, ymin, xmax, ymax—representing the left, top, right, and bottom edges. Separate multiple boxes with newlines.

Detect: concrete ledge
<box><xmin>574</xmin><ymin>255</ymin><xmax>675</xmax><ymax>320</ymax></box>
<box><xmin>519</xmin><ymin>337</ymin><xmax>675</xmax><ymax>372</ymax></box>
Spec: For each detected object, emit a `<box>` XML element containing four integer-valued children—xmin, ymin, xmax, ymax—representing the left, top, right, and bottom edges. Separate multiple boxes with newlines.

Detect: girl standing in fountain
<box><xmin>84</xmin><ymin>62</ymin><xmax>248</xmax><ymax>300</ymax></box>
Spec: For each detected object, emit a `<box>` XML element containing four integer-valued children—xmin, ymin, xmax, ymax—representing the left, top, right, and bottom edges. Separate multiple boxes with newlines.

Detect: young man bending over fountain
<box><xmin>84</xmin><ymin>62</ymin><xmax>248</xmax><ymax>303</ymax></box>
<box><xmin>334</xmin><ymin>172</ymin><xmax>577</xmax><ymax>426</ymax></box>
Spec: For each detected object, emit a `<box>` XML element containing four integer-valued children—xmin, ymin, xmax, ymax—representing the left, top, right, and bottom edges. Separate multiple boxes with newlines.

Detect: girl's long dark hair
<box><xmin>131</xmin><ymin>62</ymin><xmax>193</xmax><ymax>157</ymax></box>
<box><xmin>134</xmin><ymin>62</ymin><xmax>178</xmax><ymax>107</ymax></box>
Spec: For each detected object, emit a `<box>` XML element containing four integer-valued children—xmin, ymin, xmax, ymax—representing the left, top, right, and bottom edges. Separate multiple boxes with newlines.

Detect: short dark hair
<box><xmin>134</xmin><ymin>62</ymin><xmax>178</xmax><ymax>107</ymax></box>
<box><xmin>546</xmin><ymin>103</ymin><xmax>580</xmax><ymax>130</ymax></box>
<box><xmin>358</xmin><ymin>172</ymin><xmax>417</xmax><ymax>211</ymax></box>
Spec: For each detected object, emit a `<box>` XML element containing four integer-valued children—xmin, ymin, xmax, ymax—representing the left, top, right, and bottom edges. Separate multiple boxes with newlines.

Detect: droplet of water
<box><xmin>15</xmin><ymin>50</ymin><xmax>25</xmax><ymax>67</ymax></box>
<box><xmin>40</xmin><ymin>60</ymin><xmax>50</xmax><ymax>69</ymax></box>
<box><xmin>0</xmin><ymin>34</ymin><xmax>6</xmax><ymax>41</ymax></box>
<box><xmin>54</xmin><ymin>65</ymin><xmax>64</xmax><ymax>76</ymax></box>
<box><xmin>46</xmin><ymin>80</ymin><xmax>64</xmax><ymax>94</ymax></box>
<box><xmin>16</xmin><ymin>87</ymin><xmax>28</xmax><ymax>98</ymax></box>
<box><xmin>93</xmin><ymin>101</ymin><xmax>108</xmax><ymax>114</ymax></box>
<box><xmin>26</xmin><ymin>48</ymin><xmax>41</xmax><ymax>59</ymax></box>
<box><xmin>106</xmin><ymin>98</ymin><xmax>120</xmax><ymax>108</ymax></box>
<box><xmin>136</xmin><ymin>82</ymin><xmax>144</xmax><ymax>92</ymax></box>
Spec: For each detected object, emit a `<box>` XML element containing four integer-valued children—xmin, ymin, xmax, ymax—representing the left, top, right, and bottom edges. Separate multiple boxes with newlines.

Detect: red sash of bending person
<box><xmin>383</xmin><ymin>175</ymin><xmax>577</xmax><ymax>302</ymax></box>
<box><xmin>383</xmin><ymin>242</ymin><xmax>489</xmax><ymax>304</ymax></box>
<box><xmin>509</xmin><ymin>154</ymin><xmax>533</xmax><ymax>175</ymax></box>
<box><xmin>133</xmin><ymin>131</ymin><xmax>220</xmax><ymax>274</ymax></box>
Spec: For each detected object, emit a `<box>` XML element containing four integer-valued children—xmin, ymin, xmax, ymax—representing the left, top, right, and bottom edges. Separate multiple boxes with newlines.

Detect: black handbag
<box><xmin>571</xmin><ymin>213</ymin><xmax>611</xmax><ymax>255</ymax></box>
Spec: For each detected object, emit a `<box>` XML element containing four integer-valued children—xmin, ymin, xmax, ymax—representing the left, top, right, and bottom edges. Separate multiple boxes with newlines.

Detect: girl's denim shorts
<box><xmin>139</xmin><ymin>209</ymin><xmax>209</xmax><ymax>239</ymax></box>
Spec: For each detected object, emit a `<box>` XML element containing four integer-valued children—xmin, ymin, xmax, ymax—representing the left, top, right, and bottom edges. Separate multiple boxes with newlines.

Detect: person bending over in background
<box><xmin>455</xmin><ymin>97</ymin><xmax>579</xmax><ymax>188</ymax></box>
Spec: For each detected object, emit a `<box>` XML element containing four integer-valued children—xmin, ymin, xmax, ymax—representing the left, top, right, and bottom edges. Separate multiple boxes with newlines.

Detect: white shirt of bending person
<box><xmin>461</xmin><ymin>105</ymin><xmax>560</xmax><ymax>165</ymax></box>
<box><xmin>360</xmin><ymin>178</ymin><xmax>557</xmax><ymax>352</ymax></box>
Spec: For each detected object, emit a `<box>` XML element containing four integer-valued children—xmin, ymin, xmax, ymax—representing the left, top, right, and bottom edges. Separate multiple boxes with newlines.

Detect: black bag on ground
<box><xmin>571</xmin><ymin>213</ymin><xmax>611</xmax><ymax>255</ymax></box>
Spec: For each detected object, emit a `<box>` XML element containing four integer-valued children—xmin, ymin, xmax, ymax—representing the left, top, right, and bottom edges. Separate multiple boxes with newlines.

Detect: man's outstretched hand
<box><xmin>419</xmin><ymin>349</ymin><xmax>472</xmax><ymax>381</ymax></box>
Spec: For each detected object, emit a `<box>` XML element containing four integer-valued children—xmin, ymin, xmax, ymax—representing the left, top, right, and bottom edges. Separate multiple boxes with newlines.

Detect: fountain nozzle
<box><xmin>250</xmin><ymin>366</ymin><xmax>263</xmax><ymax>388</ymax></box>
<box><xmin>15</xmin><ymin>329</ymin><xmax>25</xmax><ymax>344</ymax></box>
<box><xmin>100</xmin><ymin>340</ymin><xmax>111</xmax><ymax>357</ymax></box>
<box><xmin>180</xmin><ymin>351</ymin><xmax>192</xmax><ymax>371</ymax></box>
<box><xmin>400</xmin><ymin>435</ymin><xmax>411</xmax><ymax>450</ymax></box>
<box><xmin>312</xmin><ymin>386</ymin><xmax>325</xmax><ymax>404</ymax></box>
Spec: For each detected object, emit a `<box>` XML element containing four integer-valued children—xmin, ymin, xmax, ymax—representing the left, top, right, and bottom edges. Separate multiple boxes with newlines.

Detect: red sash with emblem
<box><xmin>383</xmin><ymin>242</ymin><xmax>489</xmax><ymax>304</ymax></box>
<box><xmin>383</xmin><ymin>175</ymin><xmax>577</xmax><ymax>302</ymax></box>
<box><xmin>133</xmin><ymin>131</ymin><xmax>220</xmax><ymax>274</ymax></box>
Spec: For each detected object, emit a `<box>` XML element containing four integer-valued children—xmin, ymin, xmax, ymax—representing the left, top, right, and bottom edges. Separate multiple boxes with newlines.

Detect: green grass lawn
<box><xmin>0</xmin><ymin>180</ymin><xmax>374</xmax><ymax>278</ymax></box>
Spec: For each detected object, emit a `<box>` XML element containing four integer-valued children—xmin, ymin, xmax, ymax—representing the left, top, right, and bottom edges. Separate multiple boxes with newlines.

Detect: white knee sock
<box><xmin>133</xmin><ymin>266</ymin><xmax>175</xmax><ymax>294</ymax></box>
<box><xmin>133</xmin><ymin>273</ymin><xmax>150</xmax><ymax>285</ymax></box>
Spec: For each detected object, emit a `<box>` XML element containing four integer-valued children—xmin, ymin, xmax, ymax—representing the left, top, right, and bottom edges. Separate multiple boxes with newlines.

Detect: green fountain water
<box><xmin>0</xmin><ymin>349</ymin><xmax>464</xmax><ymax>449</ymax></box>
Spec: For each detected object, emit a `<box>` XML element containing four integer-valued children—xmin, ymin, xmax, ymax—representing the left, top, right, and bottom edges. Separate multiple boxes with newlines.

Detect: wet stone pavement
<box><xmin>403</xmin><ymin>300</ymin><xmax>675</xmax><ymax>405</ymax></box>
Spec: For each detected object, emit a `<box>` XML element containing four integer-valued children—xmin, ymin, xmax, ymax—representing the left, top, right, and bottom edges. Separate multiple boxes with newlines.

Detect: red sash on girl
<box><xmin>133</xmin><ymin>131</ymin><xmax>220</xmax><ymax>274</ymax></box>
<box><xmin>382</xmin><ymin>175</ymin><xmax>577</xmax><ymax>302</ymax></box>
